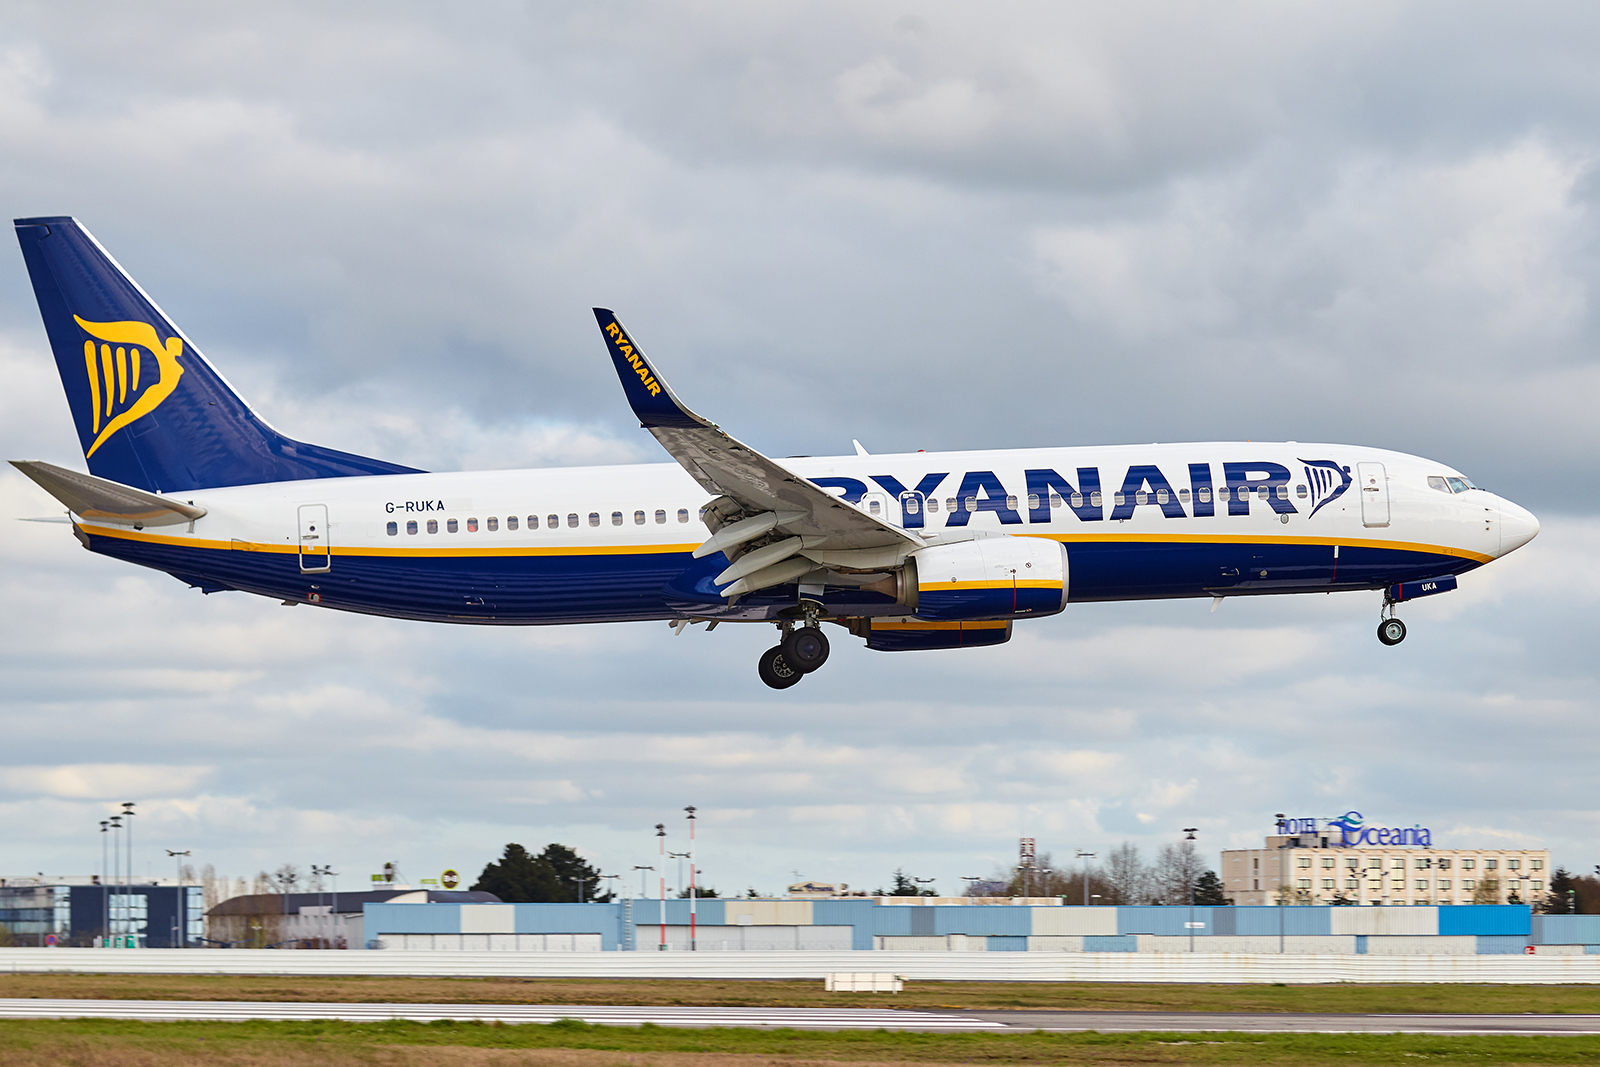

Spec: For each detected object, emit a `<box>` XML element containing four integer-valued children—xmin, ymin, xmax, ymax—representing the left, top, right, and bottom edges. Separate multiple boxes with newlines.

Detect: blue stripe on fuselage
<box><xmin>82</xmin><ymin>531</ymin><xmax>1476</xmax><ymax>623</ymax></box>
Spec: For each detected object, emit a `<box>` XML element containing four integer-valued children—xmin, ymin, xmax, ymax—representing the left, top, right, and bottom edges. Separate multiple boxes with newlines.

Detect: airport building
<box><xmin>0</xmin><ymin>876</ymin><xmax>202</xmax><ymax>947</ymax></box>
<box><xmin>361</xmin><ymin>897</ymin><xmax>1600</xmax><ymax>955</ymax></box>
<box><xmin>1222</xmin><ymin>814</ymin><xmax>1551</xmax><ymax>907</ymax></box>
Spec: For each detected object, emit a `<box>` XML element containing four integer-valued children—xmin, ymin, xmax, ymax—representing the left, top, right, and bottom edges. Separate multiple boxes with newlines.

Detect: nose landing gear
<box><xmin>1377</xmin><ymin>596</ymin><xmax>1406</xmax><ymax>646</ymax></box>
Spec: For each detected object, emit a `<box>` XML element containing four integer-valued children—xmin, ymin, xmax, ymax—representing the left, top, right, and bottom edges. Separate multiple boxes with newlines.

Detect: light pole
<box><xmin>656</xmin><ymin>823</ymin><xmax>667</xmax><ymax>951</ymax></box>
<box><xmin>1075</xmin><ymin>850</ymin><xmax>1097</xmax><ymax>907</ymax></box>
<box><xmin>633</xmin><ymin>865</ymin><xmax>654</xmax><ymax>898</ymax></box>
<box><xmin>312</xmin><ymin>866</ymin><xmax>337</xmax><ymax>946</ymax></box>
<box><xmin>914</xmin><ymin>877</ymin><xmax>936</xmax><ymax>896</ymax></box>
<box><xmin>166</xmin><ymin>850</ymin><xmax>191</xmax><ymax>948</ymax></box>
<box><xmin>600</xmin><ymin>873</ymin><xmax>621</xmax><ymax>902</ymax></box>
<box><xmin>1183</xmin><ymin>829</ymin><xmax>1198</xmax><ymax>953</ymax></box>
<box><xmin>960</xmin><ymin>876</ymin><xmax>981</xmax><ymax>897</ymax></box>
<box><xmin>570</xmin><ymin>874</ymin><xmax>589</xmax><ymax>904</ymax></box>
<box><xmin>685</xmin><ymin>805</ymin><xmax>697</xmax><ymax>953</ymax></box>
<box><xmin>108</xmin><ymin>815</ymin><xmax>122</xmax><ymax>943</ymax></box>
<box><xmin>99</xmin><ymin>820</ymin><xmax>110</xmax><ymax>946</ymax></box>
<box><xmin>667</xmin><ymin>852</ymin><xmax>690</xmax><ymax>895</ymax></box>
<box><xmin>122</xmin><ymin>802</ymin><xmax>136</xmax><ymax>890</ymax></box>
<box><xmin>1275</xmin><ymin>813</ymin><xmax>1287</xmax><ymax>954</ymax></box>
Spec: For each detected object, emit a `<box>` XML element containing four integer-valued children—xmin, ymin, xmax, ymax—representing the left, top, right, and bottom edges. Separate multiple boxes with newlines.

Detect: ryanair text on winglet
<box><xmin>604</xmin><ymin>321</ymin><xmax>662</xmax><ymax>397</ymax></box>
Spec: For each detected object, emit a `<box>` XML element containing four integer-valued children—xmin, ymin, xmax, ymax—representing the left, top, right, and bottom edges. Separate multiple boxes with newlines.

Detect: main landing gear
<box><xmin>758</xmin><ymin>609</ymin><xmax>832</xmax><ymax>690</ymax></box>
<box><xmin>1377</xmin><ymin>599</ymin><xmax>1406</xmax><ymax>646</ymax></box>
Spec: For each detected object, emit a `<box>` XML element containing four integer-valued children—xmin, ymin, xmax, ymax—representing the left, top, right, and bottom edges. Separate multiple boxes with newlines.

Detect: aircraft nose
<box><xmin>1497</xmin><ymin>500</ymin><xmax>1540</xmax><ymax>557</ymax></box>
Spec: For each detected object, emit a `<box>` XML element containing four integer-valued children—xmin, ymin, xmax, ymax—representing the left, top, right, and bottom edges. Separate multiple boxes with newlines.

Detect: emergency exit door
<box><xmin>297</xmin><ymin>504</ymin><xmax>331</xmax><ymax>573</ymax></box>
<box><xmin>1357</xmin><ymin>462</ymin><xmax>1389</xmax><ymax>528</ymax></box>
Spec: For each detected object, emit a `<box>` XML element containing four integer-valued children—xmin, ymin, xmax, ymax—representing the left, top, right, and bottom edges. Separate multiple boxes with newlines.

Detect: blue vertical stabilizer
<box><xmin>13</xmin><ymin>217</ymin><xmax>421</xmax><ymax>492</ymax></box>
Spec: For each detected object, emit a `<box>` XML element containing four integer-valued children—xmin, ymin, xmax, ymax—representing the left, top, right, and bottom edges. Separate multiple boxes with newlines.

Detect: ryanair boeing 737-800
<box><xmin>10</xmin><ymin>217</ymin><xmax>1540</xmax><ymax>688</ymax></box>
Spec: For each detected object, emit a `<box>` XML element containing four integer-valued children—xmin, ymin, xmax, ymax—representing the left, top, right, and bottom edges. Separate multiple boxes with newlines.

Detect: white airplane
<box><xmin>11</xmin><ymin>218</ymin><xmax>1540</xmax><ymax>688</ymax></box>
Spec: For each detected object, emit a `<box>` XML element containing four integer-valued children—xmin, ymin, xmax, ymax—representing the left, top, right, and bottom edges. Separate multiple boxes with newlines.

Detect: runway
<box><xmin>2</xmin><ymin>999</ymin><xmax>1599</xmax><ymax>1034</ymax></box>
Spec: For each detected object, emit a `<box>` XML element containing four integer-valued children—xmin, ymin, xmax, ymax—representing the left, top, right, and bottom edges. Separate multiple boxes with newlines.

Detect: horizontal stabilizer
<box><xmin>10</xmin><ymin>460</ymin><xmax>206</xmax><ymax>527</ymax></box>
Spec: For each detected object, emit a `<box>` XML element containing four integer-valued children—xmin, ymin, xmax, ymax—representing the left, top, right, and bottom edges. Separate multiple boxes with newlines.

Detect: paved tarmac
<box><xmin>1</xmin><ymin>999</ymin><xmax>1598</xmax><ymax>1035</ymax></box>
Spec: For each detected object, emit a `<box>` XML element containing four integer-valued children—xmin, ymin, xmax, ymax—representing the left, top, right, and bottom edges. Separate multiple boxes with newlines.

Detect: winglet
<box><xmin>592</xmin><ymin>309</ymin><xmax>710</xmax><ymax>429</ymax></box>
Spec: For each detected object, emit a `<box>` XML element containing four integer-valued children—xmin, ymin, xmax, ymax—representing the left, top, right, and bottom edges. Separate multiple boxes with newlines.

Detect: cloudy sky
<box><xmin>2</xmin><ymin>1</ymin><xmax>1598</xmax><ymax>899</ymax></box>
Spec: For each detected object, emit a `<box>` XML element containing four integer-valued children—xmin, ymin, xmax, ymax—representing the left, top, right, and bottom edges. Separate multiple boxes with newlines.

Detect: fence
<box><xmin>5</xmin><ymin>948</ymin><xmax>1600</xmax><ymax>983</ymax></box>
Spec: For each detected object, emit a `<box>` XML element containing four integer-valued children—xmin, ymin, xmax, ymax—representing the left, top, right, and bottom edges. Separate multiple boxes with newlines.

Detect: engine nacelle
<box><xmin>908</xmin><ymin>536</ymin><xmax>1067</xmax><ymax>622</ymax></box>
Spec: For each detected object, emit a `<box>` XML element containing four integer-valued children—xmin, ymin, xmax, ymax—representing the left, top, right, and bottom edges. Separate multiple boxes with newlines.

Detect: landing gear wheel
<box><xmin>758</xmin><ymin>645</ymin><xmax>804</xmax><ymax>689</ymax></box>
<box><xmin>1377</xmin><ymin>618</ymin><xmax>1407</xmax><ymax>646</ymax></box>
<box><xmin>782</xmin><ymin>626</ymin><xmax>830</xmax><ymax>673</ymax></box>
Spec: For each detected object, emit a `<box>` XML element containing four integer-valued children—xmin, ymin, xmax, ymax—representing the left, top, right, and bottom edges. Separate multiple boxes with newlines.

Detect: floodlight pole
<box><xmin>1075</xmin><ymin>850</ymin><xmax>1096</xmax><ymax>907</ymax></box>
<box><xmin>1183</xmin><ymin>829</ymin><xmax>1198</xmax><ymax>952</ymax></box>
<box><xmin>656</xmin><ymin>824</ymin><xmax>667</xmax><ymax>951</ymax></box>
<box><xmin>1276</xmin><ymin>813</ymin><xmax>1287</xmax><ymax>954</ymax></box>
<box><xmin>99</xmin><ymin>820</ymin><xmax>110</xmax><ymax>946</ymax></box>
<box><xmin>685</xmin><ymin>806</ymin><xmax>697</xmax><ymax>952</ymax></box>
<box><xmin>166</xmin><ymin>850</ymin><xmax>191</xmax><ymax>947</ymax></box>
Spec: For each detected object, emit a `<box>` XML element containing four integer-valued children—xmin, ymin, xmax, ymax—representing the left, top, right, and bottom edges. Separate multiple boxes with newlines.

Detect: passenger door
<box><xmin>297</xmin><ymin>504</ymin><xmax>331</xmax><ymax>573</ymax></box>
<box><xmin>1357</xmin><ymin>462</ymin><xmax>1389</xmax><ymax>528</ymax></box>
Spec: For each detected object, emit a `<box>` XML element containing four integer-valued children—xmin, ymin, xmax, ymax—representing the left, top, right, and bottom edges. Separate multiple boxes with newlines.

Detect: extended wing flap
<box><xmin>593</xmin><ymin>309</ymin><xmax>916</xmax><ymax>555</ymax></box>
<box><xmin>10</xmin><ymin>459</ymin><xmax>206</xmax><ymax>526</ymax></box>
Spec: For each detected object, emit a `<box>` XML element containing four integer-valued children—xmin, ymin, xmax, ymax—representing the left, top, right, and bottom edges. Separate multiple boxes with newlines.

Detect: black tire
<box><xmin>782</xmin><ymin>626</ymin><xmax>830</xmax><ymax>673</ymax></box>
<box><xmin>1377</xmin><ymin>618</ymin><xmax>1407</xmax><ymax>646</ymax></box>
<box><xmin>758</xmin><ymin>645</ymin><xmax>804</xmax><ymax>689</ymax></box>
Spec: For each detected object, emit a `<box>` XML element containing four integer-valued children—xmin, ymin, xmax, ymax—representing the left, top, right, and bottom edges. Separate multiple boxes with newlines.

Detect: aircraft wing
<box><xmin>10</xmin><ymin>460</ymin><xmax>207</xmax><ymax>527</ymax></box>
<box><xmin>593</xmin><ymin>310</ymin><xmax>918</xmax><ymax>593</ymax></box>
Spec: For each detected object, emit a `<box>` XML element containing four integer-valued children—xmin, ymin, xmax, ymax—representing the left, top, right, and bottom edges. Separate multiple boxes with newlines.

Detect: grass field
<box><xmin>2</xmin><ymin>974</ymin><xmax>1599</xmax><ymax>1015</ymax></box>
<box><xmin>4</xmin><ymin>1017</ymin><xmax>1600</xmax><ymax>1067</ymax></box>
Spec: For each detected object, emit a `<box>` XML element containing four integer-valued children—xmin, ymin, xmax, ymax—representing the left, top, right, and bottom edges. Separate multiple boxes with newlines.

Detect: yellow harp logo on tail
<box><xmin>73</xmin><ymin>316</ymin><xmax>184</xmax><ymax>457</ymax></box>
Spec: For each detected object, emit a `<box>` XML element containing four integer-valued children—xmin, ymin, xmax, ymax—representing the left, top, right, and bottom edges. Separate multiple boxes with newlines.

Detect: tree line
<box><xmin>964</xmin><ymin>841</ymin><xmax>1230</xmax><ymax>905</ymax></box>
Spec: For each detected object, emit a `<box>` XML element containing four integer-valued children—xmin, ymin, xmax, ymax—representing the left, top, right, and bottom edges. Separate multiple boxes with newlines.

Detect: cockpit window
<box><xmin>1430</xmin><ymin>475</ymin><xmax>1479</xmax><ymax>494</ymax></box>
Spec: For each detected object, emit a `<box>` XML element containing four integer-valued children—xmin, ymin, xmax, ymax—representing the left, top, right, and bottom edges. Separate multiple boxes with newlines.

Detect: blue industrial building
<box><xmin>364</xmin><ymin>898</ymin><xmax>1600</xmax><ymax>954</ymax></box>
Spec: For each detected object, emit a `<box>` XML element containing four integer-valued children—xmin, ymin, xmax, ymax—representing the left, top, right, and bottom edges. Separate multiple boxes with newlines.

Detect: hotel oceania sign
<box><xmin>1276</xmin><ymin>811</ymin><xmax>1433</xmax><ymax>848</ymax></box>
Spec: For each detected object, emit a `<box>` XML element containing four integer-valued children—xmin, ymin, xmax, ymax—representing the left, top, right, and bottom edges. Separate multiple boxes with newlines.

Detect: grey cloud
<box><xmin>1</xmin><ymin>1</ymin><xmax>1597</xmax><ymax>894</ymax></box>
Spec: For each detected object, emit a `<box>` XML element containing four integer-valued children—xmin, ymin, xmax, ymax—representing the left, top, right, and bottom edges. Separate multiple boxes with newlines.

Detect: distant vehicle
<box><xmin>12</xmin><ymin>218</ymin><xmax>1539</xmax><ymax>688</ymax></box>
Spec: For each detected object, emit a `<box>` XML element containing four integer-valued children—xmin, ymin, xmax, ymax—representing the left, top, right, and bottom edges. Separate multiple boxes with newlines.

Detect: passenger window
<box><xmin>655</xmin><ymin>509</ymin><xmax>667</xmax><ymax>524</ymax></box>
<box><xmin>386</xmin><ymin>521</ymin><xmax>398</xmax><ymax>536</ymax></box>
<box><xmin>1259</xmin><ymin>487</ymin><xmax>1270</xmax><ymax>501</ymax></box>
<box><xmin>868</xmin><ymin>499</ymin><xmax>881</xmax><ymax>515</ymax></box>
<box><xmin>546</xmin><ymin>515</ymin><xmax>556</xmax><ymax>529</ymax></box>
<box><xmin>487</xmin><ymin>517</ymin><xmax>498</xmax><ymax>532</ymax></box>
<box><xmin>677</xmin><ymin>509</ymin><xmax>689</xmax><ymax>523</ymax></box>
<box><xmin>1134</xmin><ymin>490</ymin><xmax>1147</xmax><ymax>505</ymax></box>
<box><xmin>904</xmin><ymin>497</ymin><xmax>920</xmax><ymax>515</ymax></box>
<box><xmin>1296</xmin><ymin>485</ymin><xmax>1308</xmax><ymax>498</ymax></box>
<box><xmin>589</xmin><ymin>513</ymin><xmax>600</xmax><ymax>527</ymax></box>
<box><xmin>634</xmin><ymin>511</ymin><xmax>645</xmax><ymax>525</ymax></box>
<box><xmin>406</xmin><ymin>520</ymin><xmax>418</xmax><ymax>535</ymax></box>
<box><xmin>612</xmin><ymin>511</ymin><xmax>623</xmax><ymax>526</ymax></box>
<box><xmin>927</xmin><ymin>497</ymin><xmax>939</xmax><ymax>512</ymax></box>
<box><xmin>1178</xmin><ymin>489</ymin><xmax>1190</xmax><ymax>502</ymax></box>
<box><xmin>1050</xmin><ymin>493</ymin><xmax>1063</xmax><ymax>508</ymax></box>
<box><xmin>1089</xmin><ymin>491</ymin><xmax>1102</xmax><ymax>507</ymax></box>
<box><xmin>1005</xmin><ymin>495</ymin><xmax>1017</xmax><ymax>510</ymax></box>
<box><xmin>1114</xmin><ymin>493</ymin><xmax>1126</xmax><ymax>506</ymax></box>
<box><xmin>447</xmin><ymin>518</ymin><xmax>459</xmax><ymax>533</ymax></box>
<box><xmin>1027</xmin><ymin>494</ymin><xmax>1040</xmax><ymax>510</ymax></box>
<box><xmin>1275</xmin><ymin>485</ymin><xmax>1288</xmax><ymax>500</ymax></box>
<box><xmin>1156</xmin><ymin>489</ymin><xmax>1168</xmax><ymax>504</ymax></box>
<box><xmin>964</xmin><ymin>497</ymin><xmax>977</xmax><ymax>513</ymax></box>
<box><xmin>467</xmin><ymin>518</ymin><xmax>478</xmax><ymax>532</ymax></box>
<box><xmin>945</xmin><ymin>498</ymin><xmax>955</xmax><ymax>512</ymax></box>
<box><xmin>1428</xmin><ymin>476</ymin><xmax>1449</xmax><ymax>492</ymax></box>
<box><xmin>566</xmin><ymin>513</ymin><xmax>578</xmax><ymax>528</ymax></box>
<box><xmin>427</xmin><ymin>519</ymin><xmax>438</xmax><ymax>534</ymax></box>
<box><xmin>1202</xmin><ymin>488</ymin><xmax>1215</xmax><ymax>503</ymax></box>
<box><xmin>507</xmin><ymin>516</ymin><xmax>518</xmax><ymax>530</ymax></box>
<box><xmin>1069</xmin><ymin>493</ymin><xmax>1081</xmax><ymax>508</ymax></box>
